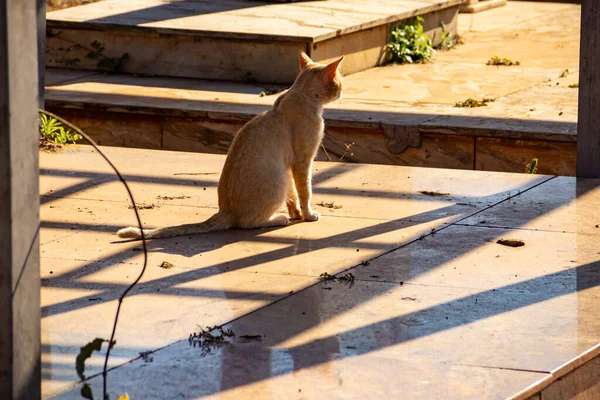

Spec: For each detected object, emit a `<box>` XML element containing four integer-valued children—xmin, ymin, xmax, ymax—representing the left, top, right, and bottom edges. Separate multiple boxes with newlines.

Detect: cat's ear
<box><xmin>299</xmin><ymin>51</ymin><xmax>313</xmax><ymax>71</ymax></box>
<box><xmin>324</xmin><ymin>56</ymin><xmax>344</xmax><ymax>79</ymax></box>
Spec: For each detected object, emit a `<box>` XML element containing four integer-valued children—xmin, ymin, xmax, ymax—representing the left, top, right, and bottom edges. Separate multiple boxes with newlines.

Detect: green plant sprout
<box><xmin>387</xmin><ymin>17</ymin><xmax>435</xmax><ymax>64</ymax></box>
<box><xmin>40</xmin><ymin>112</ymin><xmax>82</xmax><ymax>144</ymax></box>
<box><xmin>525</xmin><ymin>158</ymin><xmax>538</xmax><ymax>174</ymax></box>
<box><xmin>437</xmin><ymin>21</ymin><xmax>463</xmax><ymax>51</ymax></box>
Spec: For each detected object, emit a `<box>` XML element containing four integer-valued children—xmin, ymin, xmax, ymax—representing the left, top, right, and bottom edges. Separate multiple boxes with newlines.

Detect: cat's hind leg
<box><xmin>239</xmin><ymin>213</ymin><xmax>290</xmax><ymax>229</ymax></box>
<box><xmin>264</xmin><ymin>214</ymin><xmax>290</xmax><ymax>227</ymax></box>
<box><xmin>286</xmin><ymin>184</ymin><xmax>302</xmax><ymax>220</ymax></box>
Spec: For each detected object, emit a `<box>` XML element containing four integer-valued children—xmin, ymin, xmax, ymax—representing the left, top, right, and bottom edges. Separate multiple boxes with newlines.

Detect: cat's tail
<box><xmin>116</xmin><ymin>212</ymin><xmax>232</xmax><ymax>240</ymax></box>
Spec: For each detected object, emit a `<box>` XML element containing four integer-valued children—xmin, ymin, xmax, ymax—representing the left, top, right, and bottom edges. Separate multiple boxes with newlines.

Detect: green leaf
<box><xmin>76</xmin><ymin>338</ymin><xmax>105</xmax><ymax>380</ymax></box>
<box><xmin>81</xmin><ymin>383</ymin><xmax>94</xmax><ymax>400</ymax></box>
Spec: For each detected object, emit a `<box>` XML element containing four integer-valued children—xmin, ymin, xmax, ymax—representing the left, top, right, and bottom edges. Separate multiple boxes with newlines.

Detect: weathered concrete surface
<box><xmin>45</xmin><ymin>0</ymin><xmax>460</xmax><ymax>82</ymax></box>
<box><xmin>45</xmin><ymin>2</ymin><xmax>581</xmax><ymax>175</ymax></box>
<box><xmin>38</xmin><ymin>146</ymin><xmax>600</xmax><ymax>399</ymax></box>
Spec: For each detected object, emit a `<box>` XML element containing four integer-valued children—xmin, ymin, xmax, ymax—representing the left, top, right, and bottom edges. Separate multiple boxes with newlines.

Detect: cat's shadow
<box><xmin>113</xmin><ymin>219</ymin><xmax>304</xmax><ymax>260</ymax></box>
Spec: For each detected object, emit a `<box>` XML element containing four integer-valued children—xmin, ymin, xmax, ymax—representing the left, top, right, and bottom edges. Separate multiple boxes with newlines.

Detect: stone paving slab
<box><xmin>459</xmin><ymin>177</ymin><xmax>600</xmax><ymax>234</ymax></box>
<box><xmin>40</xmin><ymin>146</ymin><xmax>600</xmax><ymax>399</ymax></box>
<box><xmin>46</xmin><ymin>0</ymin><xmax>461</xmax><ymax>42</ymax></box>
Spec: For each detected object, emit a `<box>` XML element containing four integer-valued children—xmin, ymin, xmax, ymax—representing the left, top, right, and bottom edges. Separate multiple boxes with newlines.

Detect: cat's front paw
<box><xmin>304</xmin><ymin>211</ymin><xmax>320</xmax><ymax>221</ymax></box>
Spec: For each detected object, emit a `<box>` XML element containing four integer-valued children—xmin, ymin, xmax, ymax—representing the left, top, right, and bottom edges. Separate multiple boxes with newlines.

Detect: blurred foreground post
<box><xmin>0</xmin><ymin>0</ymin><xmax>42</xmax><ymax>398</ymax></box>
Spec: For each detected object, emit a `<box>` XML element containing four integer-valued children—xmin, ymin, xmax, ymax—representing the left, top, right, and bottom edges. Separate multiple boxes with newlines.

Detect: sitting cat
<box><xmin>117</xmin><ymin>51</ymin><xmax>344</xmax><ymax>240</ymax></box>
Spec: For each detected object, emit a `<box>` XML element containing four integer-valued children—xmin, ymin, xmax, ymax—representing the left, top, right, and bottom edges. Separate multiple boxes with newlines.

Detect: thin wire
<box><xmin>40</xmin><ymin>109</ymin><xmax>148</xmax><ymax>400</ymax></box>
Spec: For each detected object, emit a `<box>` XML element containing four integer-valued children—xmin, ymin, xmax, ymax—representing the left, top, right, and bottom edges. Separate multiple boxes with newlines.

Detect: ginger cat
<box><xmin>117</xmin><ymin>51</ymin><xmax>344</xmax><ymax>240</ymax></box>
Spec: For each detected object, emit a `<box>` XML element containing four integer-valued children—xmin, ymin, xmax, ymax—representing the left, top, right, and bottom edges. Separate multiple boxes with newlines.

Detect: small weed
<box><xmin>39</xmin><ymin>112</ymin><xmax>81</xmax><ymax>146</ymax></box>
<box><xmin>436</xmin><ymin>21</ymin><xmax>464</xmax><ymax>51</ymax></box>
<box><xmin>319</xmin><ymin>272</ymin><xmax>336</xmax><ymax>281</ymax></box>
<box><xmin>76</xmin><ymin>338</ymin><xmax>115</xmax><ymax>400</ymax></box>
<box><xmin>319</xmin><ymin>272</ymin><xmax>356</xmax><ymax>287</ymax></box>
<box><xmin>339</xmin><ymin>142</ymin><xmax>355</xmax><ymax>162</ymax></box>
<box><xmin>189</xmin><ymin>325</ymin><xmax>235</xmax><ymax>357</ymax></box>
<box><xmin>525</xmin><ymin>158</ymin><xmax>539</xmax><ymax>174</ymax></box>
<box><xmin>559</xmin><ymin>69</ymin><xmax>569</xmax><ymax>78</ymax></box>
<box><xmin>387</xmin><ymin>17</ymin><xmax>435</xmax><ymax>64</ymax></box>
<box><xmin>338</xmin><ymin>273</ymin><xmax>356</xmax><ymax>284</ymax></box>
<box><xmin>139</xmin><ymin>351</ymin><xmax>154</xmax><ymax>363</ymax></box>
<box><xmin>487</xmin><ymin>56</ymin><xmax>520</xmax><ymax>66</ymax></box>
<box><xmin>317</xmin><ymin>201</ymin><xmax>342</xmax><ymax>209</ymax></box>
<box><xmin>454</xmin><ymin>98</ymin><xmax>494</xmax><ymax>108</ymax></box>
<box><xmin>321</xmin><ymin>142</ymin><xmax>355</xmax><ymax>162</ymax></box>
<box><xmin>569</xmin><ymin>83</ymin><xmax>579</xmax><ymax>88</ymax></box>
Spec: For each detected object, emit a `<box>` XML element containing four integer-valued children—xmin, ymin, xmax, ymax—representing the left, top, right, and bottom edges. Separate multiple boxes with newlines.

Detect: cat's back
<box><xmin>228</xmin><ymin>103</ymin><xmax>289</xmax><ymax>151</ymax></box>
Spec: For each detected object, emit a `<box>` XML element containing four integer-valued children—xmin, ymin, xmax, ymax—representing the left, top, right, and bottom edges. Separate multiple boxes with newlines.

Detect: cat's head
<box><xmin>295</xmin><ymin>51</ymin><xmax>344</xmax><ymax>104</ymax></box>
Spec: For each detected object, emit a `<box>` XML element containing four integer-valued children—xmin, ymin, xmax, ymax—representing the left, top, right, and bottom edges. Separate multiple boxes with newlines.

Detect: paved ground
<box><xmin>46</xmin><ymin>1</ymin><xmax>580</xmax><ymax>129</ymax></box>
<box><xmin>41</xmin><ymin>146</ymin><xmax>600</xmax><ymax>398</ymax></box>
<box><xmin>44</xmin><ymin>1</ymin><xmax>581</xmax><ymax>175</ymax></box>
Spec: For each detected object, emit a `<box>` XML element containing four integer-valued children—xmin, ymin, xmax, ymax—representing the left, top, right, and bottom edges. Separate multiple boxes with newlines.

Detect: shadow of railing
<box><xmin>38</xmin><ymin>107</ymin><xmax>598</xmax><ymax>397</ymax></box>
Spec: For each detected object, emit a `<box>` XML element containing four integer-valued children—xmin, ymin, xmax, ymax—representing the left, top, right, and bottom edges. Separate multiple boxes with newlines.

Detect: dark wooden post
<box><xmin>37</xmin><ymin>0</ymin><xmax>46</xmax><ymax>108</ymax></box>
<box><xmin>0</xmin><ymin>0</ymin><xmax>42</xmax><ymax>398</ymax></box>
<box><xmin>577</xmin><ymin>0</ymin><xmax>600</xmax><ymax>178</ymax></box>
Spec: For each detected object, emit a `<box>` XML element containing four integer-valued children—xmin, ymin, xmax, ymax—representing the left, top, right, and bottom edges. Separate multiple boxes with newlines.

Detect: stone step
<box><xmin>45</xmin><ymin>0</ymin><xmax>460</xmax><ymax>84</ymax></box>
<box><xmin>45</xmin><ymin>68</ymin><xmax>577</xmax><ymax>176</ymax></box>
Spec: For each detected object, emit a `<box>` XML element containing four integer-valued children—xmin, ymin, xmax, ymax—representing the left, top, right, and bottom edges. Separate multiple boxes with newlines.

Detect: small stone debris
<box><xmin>128</xmin><ymin>203</ymin><xmax>157</xmax><ymax>210</ymax></box>
<box><xmin>238</xmin><ymin>335</ymin><xmax>263</xmax><ymax>342</ymax></box>
<box><xmin>497</xmin><ymin>239</ymin><xmax>525</xmax><ymax>248</ymax></box>
<box><xmin>156</xmin><ymin>195</ymin><xmax>190</xmax><ymax>200</ymax></box>
<box><xmin>159</xmin><ymin>261</ymin><xmax>175</xmax><ymax>269</ymax></box>
<box><xmin>419</xmin><ymin>190</ymin><xmax>450</xmax><ymax>196</ymax></box>
<box><xmin>317</xmin><ymin>201</ymin><xmax>342</xmax><ymax>209</ymax></box>
<box><xmin>259</xmin><ymin>87</ymin><xmax>287</xmax><ymax>97</ymax></box>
